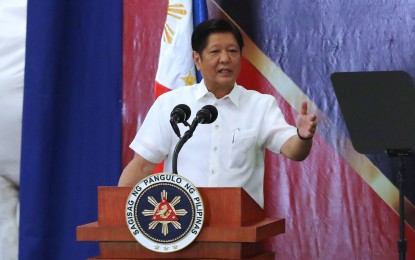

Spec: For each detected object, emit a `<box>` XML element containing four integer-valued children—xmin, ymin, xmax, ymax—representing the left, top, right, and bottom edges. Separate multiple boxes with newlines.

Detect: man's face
<box><xmin>193</xmin><ymin>32</ymin><xmax>242</xmax><ymax>93</ymax></box>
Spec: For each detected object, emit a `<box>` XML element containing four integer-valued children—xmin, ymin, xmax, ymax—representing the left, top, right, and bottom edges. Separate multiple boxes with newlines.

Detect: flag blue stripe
<box><xmin>193</xmin><ymin>0</ymin><xmax>208</xmax><ymax>83</ymax></box>
<box><xmin>193</xmin><ymin>0</ymin><xmax>208</xmax><ymax>26</ymax></box>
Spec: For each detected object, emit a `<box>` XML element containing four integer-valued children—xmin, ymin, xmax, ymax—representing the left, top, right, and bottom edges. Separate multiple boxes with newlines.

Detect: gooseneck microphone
<box><xmin>196</xmin><ymin>105</ymin><xmax>218</xmax><ymax>124</ymax></box>
<box><xmin>172</xmin><ymin>105</ymin><xmax>218</xmax><ymax>174</ymax></box>
<box><xmin>187</xmin><ymin>105</ymin><xmax>218</xmax><ymax>136</ymax></box>
<box><xmin>170</xmin><ymin>104</ymin><xmax>191</xmax><ymax>124</ymax></box>
<box><xmin>170</xmin><ymin>104</ymin><xmax>191</xmax><ymax>138</ymax></box>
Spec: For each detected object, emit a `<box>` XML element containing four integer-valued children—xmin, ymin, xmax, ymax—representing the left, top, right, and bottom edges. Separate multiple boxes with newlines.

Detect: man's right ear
<box><xmin>192</xmin><ymin>51</ymin><xmax>201</xmax><ymax>70</ymax></box>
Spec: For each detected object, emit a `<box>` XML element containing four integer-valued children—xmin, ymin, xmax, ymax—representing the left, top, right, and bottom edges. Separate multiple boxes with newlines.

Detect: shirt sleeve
<box><xmin>129</xmin><ymin>97</ymin><xmax>172</xmax><ymax>163</ymax></box>
<box><xmin>261</xmin><ymin>96</ymin><xmax>297</xmax><ymax>153</ymax></box>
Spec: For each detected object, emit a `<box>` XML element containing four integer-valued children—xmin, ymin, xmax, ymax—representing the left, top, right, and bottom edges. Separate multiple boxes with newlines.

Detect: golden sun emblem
<box><xmin>142</xmin><ymin>190</ymin><xmax>188</xmax><ymax>236</ymax></box>
<box><xmin>163</xmin><ymin>2</ymin><xmax>188</xmax><ymax>44</ymax></box>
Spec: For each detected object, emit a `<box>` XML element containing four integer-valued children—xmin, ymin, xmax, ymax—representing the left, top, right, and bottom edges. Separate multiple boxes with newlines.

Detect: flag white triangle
<box><xmin>155</xmin><ymin>0</ymin><xmax>196</xmax><ymax>97</ymax></box>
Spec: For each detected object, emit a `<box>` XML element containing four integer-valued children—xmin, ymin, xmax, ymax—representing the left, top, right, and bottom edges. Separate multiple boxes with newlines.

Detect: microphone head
<box><xmin>171</xmin><ymin>104</ymin><xmax>191</xmax><ymax>123</ymax></box>
<box><xmin>197</xmin><ymin>105</ymin><xmax>218</xmax><ymax>124</ymax></box>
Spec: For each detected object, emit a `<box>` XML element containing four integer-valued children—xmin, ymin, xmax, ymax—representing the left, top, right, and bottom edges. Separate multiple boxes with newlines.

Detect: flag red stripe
<box><xmin>154</xmin><ymin>81</ymin><xmax>171</xmax><ymax>99</ymax></box>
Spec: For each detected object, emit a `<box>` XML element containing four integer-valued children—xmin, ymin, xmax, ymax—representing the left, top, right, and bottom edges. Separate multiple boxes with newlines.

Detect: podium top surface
<box><xmin>331</xmin><ymin>70</ymin><xmax>415</xmax><ymax>154</ymax></box>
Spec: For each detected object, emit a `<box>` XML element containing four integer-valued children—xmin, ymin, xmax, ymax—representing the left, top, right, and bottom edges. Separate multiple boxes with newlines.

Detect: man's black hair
<box><xmin>191</xmin><ymin>18</ymin><xmax>244</xmax><ymax>54</ymax></box>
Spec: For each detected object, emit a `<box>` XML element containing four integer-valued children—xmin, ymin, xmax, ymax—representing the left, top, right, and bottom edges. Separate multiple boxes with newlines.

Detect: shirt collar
<box><xmin>195</xmin><ymin>80</ymin><xmax>241</xmax><ymax>107</ymax></box>
<box><xmin>195</xmin><ymin>80</ymin><xmax>210</xmax><ymax>100</ymax></box>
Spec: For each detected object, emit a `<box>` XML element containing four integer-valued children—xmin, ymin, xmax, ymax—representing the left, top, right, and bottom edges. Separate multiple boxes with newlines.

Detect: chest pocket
<box><xmin>229</xmin><ymin>128</ymin><xmax>257</xmax><ymax>168</ymax></box>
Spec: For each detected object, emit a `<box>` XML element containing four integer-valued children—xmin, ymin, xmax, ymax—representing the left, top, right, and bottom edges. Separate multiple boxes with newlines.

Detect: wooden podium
<box><xmin>77</xmin><ymin>187</ymin><xmax>285</xmax><ymax>259</ymax></box>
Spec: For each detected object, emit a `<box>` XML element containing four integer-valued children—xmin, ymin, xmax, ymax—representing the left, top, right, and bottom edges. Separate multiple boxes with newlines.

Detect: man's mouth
<box><xmin>218</xmin><ymin>68</ymin><xmax>232</xmax><ymax>74</ymax></box>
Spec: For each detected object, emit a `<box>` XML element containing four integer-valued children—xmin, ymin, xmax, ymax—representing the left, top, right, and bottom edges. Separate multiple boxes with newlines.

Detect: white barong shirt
<box><xmin>130</xmin><ymin>80</ymin><xmax>296</xmax><ymax>208</ymax></box>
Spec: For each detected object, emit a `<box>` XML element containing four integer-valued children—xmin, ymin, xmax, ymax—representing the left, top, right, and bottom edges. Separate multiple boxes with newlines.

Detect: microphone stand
<box><xmin>171</xmin><ymin>105</ymin><xmax>217</xmax><ymax>174</ymax></box>
<box><xmin>385</xmin><ymin>148</ymin><xmax>412</xmax><ymax>260</ymax></box>
<box><xmin>171</xmin><ymin>122</ymin><xmax>198</xmax><ymax>174</ymax></box>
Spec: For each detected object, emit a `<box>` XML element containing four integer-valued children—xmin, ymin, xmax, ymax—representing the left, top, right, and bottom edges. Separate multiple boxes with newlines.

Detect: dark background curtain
<box><xmin>19</xmin><ymin>0</ymin><xmax>122</xmax><ymax>259</ymax></box>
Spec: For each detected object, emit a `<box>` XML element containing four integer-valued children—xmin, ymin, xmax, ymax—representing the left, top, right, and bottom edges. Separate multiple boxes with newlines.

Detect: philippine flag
<box><xmin>154</xmin><ymin>0</ymin><xmax>197</xmax><ymax>98</ymax></box>
<box><xmin>153</xmin><ymin>0</ymin><xmax>207</xmax><ymax>172</ymax></box>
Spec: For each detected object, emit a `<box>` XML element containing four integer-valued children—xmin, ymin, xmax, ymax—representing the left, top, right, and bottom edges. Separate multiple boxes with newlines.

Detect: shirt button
<box><xmin>211</xmin><ymin>170</ymin><xmax>216</xmax><ymax>174</ymax></box>
<box><xmin>214</xmin><ymin>124</ymin><xmax>219</xmax><ymax>129</ymax></box>
<box><xmin>213</xmin><ymin>146</ymin><xmax>217</xmax><ymax>151</ymax></box>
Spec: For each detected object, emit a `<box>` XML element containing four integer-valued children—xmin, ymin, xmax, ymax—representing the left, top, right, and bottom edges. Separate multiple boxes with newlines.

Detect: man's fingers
<box><xmin>301</xmin><ymin>101</ymin><xmax>308</xmax><ymax>115</ymax></box>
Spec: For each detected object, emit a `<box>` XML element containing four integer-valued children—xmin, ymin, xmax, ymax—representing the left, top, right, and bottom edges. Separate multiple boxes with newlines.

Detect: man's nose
<box><xmin>219</xmin><ymin>50</ymin><xmax>230</xmax><ymax>63</ymax></box>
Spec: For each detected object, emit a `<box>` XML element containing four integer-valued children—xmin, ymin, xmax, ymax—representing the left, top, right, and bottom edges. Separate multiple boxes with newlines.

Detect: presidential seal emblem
<box><xmin>125</xmin><ymin>173</ymin><xmax>204</xmax><ymax>253</ymax></box>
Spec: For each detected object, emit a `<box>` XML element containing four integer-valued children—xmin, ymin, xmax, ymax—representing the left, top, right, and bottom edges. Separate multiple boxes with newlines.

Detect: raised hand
<box><xmin>296</xmin><ymin>101</ymin><xmax>317</xmax><ymax>140</ymax></box>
